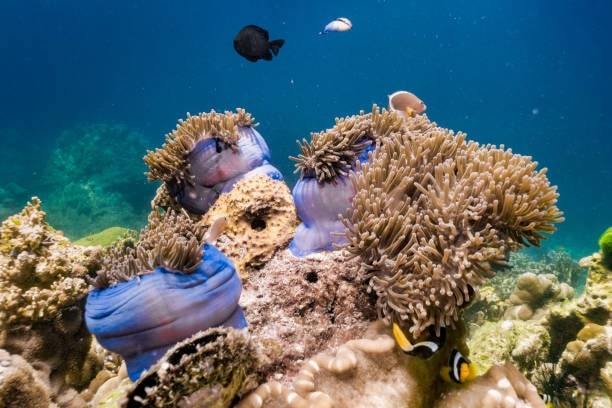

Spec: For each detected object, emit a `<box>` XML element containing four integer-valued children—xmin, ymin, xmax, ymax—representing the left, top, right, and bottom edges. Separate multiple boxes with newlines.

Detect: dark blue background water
<box><xmin>1</xmin><ymin>0</ymin><xmax>610</xmax><ymax>258</ymax></box>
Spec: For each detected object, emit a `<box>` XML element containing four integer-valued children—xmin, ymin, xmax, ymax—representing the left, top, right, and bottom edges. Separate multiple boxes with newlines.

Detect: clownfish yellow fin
<box><xmin>405</xmin><ymin>106</ymin><xmax>416</xmax><ymax>117</ymax></box>
<box><xmin>392</xmin><ymin>323</ymin><xmax>413</xmax><ymax>352</ymax></box>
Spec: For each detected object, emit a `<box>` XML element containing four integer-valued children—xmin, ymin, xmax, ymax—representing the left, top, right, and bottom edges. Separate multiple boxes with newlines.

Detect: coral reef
<box><xmin>468</xmin><ymin>319</ymin><xmax>550</xmax><ymax>376</ymax></box>
<box><xmin>289</xmin><ymin>106</ymin><xmax>413</xmax><ymax>256</ymax></box>
<box><xmin>144</xmin><ymin>109</ymin><xmax>283</xmax><ymax>214</ymax></box>
<box><xmin>598</xmin><ymin>226</ymin><xmax>612</xmax><ymax>269</ymax></box>
<box><xmin>85</xmin><ymin>209</ymin><xmax>246</xmax><ymax>381</ymax></box>
<box><xmin>0</xmin><ymin>348</ymin><xmax>51</xmax><ymax>408</ymax></box>
<box><xmin>0</xmin><ymin>198</ymin><xmax>105</xmax><ymax>405</ymax></box>
<box><xmin>239</xmin><ymin>321</ymin><xmax>543</xmax><ymax>408</ymax></box>
<box><xmin>240</xmin><ymin>249</ymin><xmax>377</xmax><ymax>381</ymax></box>
<box><xmin>504</xmin><ymin>272</ymin><xmax>574</xmax><ymax>321</ymax></box>
<box><xmin>201</xmin><ymin>174</ymin><xmax>299</xmax><ymax>278</ymax></box>
<box><xmin>120</xmin><ymin>327</ymin><xmax>261</xmax><ymax>407</ymax></box>
<box><xmin>343</xmin><ymin>115</ymin><xmax>564</xmax><ymax>338</ymax></box>
<box><xmin>42</xmin><ymin>123</ymin><xmax>155</xmax><ymax>239</ymax></box>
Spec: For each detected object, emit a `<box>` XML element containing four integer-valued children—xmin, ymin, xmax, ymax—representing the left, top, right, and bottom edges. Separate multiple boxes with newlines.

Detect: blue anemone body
<box><xmin>169</xmin><ymin>126</ymin><xmax>283</xmax><ymax>214</ymax></box>
<box><xmin>85</xmin><ymin>244</ymin><xmax>246</xmax><ymax>381</ymax></box>
<box><xmin>289</xmin><ymin>141</ymin><xmax>375</xmax><ymax>257</ymax></box>
<box><xmin>289</xmin><ymin>175</ymin><xmax>354</xmax><ymax>257</ymax></box>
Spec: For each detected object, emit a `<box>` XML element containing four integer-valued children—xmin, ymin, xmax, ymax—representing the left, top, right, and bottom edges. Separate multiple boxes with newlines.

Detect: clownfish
<box><xmin>439</xmin><ymin>349</ymin><xmax>478</xmax><ymax>384</ymax></box>
<box><xmin>392</xmin><ymin>322</ymin><xmax>446</xmax><ymax>359</ymax></box>
<box><xmin>540</xmin><ymin>394</ymin><xmax>553</xmax><ymax>408</ymax></box>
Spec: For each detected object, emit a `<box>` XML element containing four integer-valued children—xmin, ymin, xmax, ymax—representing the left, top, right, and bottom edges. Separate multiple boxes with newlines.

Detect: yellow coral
<box><xmin>201</xmin><ymin>175</ymin><xmax>298</xmax><ymax>278</ymax></box>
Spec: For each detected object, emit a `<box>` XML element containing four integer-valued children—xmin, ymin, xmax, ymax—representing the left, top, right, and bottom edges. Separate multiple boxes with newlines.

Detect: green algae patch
<box><xmin>74</xmin><ymin>227</ymin><xmax>134</xmax><ymax>247</ymax></box>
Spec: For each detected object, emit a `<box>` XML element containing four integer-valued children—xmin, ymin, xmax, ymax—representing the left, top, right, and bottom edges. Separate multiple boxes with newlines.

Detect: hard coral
<box><xmin>0</xmin><ymin>349</ymin><xmax>51</xmax><ymax>408</ymax></box>
<box><xmin>0</xmin><ymin>197</ymin><xmax>101</xmax><ymax>327</ymax></box>
<box><xmin>504</xmin><ymin>272</ymin><xmax>574</xmax><ymax>321</ymax></box>
<box><xmin>343</xmin><ymin>118</ymin><xmax>564</xmax><ymax>338</ymax></box>
<box><xmin>201</xmin><ymin>174</ymin><xmax>298</xmax><ymax>278</ymax></box>
<box><xmin>0</xmin><ymin>198</ymin><xmax>104</xmax><ymax>405</ymax></box>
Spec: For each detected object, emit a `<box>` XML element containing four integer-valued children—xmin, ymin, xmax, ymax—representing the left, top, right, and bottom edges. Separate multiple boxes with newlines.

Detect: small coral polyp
<box><xmin>144</xmin><ymin>109</ymin><xmax>283</xmax><ymax>214</ymax></box>
<box><xmin>85</xmin><ymin>210</ymin><xmax>247</xmax><ymax>381</ymax></box>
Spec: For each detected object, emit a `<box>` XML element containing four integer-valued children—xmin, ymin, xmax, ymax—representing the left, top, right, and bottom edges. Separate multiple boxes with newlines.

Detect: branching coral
<box><xmin>342</xmin><ymin>120</ymin><xmax>564</xmax><ymax>338</ymax></box>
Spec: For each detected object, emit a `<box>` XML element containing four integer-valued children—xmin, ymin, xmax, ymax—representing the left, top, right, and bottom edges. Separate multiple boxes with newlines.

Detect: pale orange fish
<box><xmin>388</xmin><ymin>90</ymin><xmax>427</xmax><ymax>117</ymax></box>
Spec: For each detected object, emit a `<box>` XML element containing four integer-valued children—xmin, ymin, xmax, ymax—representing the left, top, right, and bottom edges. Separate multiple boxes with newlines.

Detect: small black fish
<box><xmin>233</xmin><ymin>25</ymin><xmax>284</xmax><ymax>62</ymax></box>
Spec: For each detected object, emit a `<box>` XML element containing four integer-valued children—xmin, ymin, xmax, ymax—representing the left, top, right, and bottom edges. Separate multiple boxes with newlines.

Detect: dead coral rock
<box><xmin>240</xmin><ymin>249</ymin><xmax>377</xmax><ymax>383</ymax></box>
<box><xmin>435</xmin><ymin>363</ymin><xmax>545</xmax><ymax>408</ymax></box>
<box><xmin>202</xmin><ymin>175</ymin><xmax>298</xmax><ymax>278</ymax></box>
<box><xmin>504</xmin><ymin>272</ymin><xmax>574</xmax><ymax>321</ymax></box>
<box><xmin>0</xmin><ymin>348</ymin><xmax>51</xmax><ymax>408</ymax></box>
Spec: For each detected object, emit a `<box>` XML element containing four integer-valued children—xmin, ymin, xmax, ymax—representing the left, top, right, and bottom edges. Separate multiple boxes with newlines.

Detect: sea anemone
<box><xmin>288</xmin><ymin>106</ymin><xmax>404</xmax><ymax>257</ymax></box>
<box><xmin>85</xmin><ymin>210</ymin><xmax>246</xmax><ymax>381</ymax></box>
<box><xmin>144</xmin><ymin>109</ymin><xmax>283</xmax><ymax>214</ymax></box>
<box><xmin>343</xmin><ymin>118</ymin><xmax>564</xmax><ymax>338</ymax></box>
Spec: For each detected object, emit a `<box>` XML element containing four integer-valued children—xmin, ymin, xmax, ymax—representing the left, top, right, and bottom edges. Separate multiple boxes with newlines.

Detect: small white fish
<box><xmin>319</xmin><ymin>17</ymin><xmax>352</xmax><ymax>35</ymax></box>
<box><xmin>204</xmin><ymin>216</ymin><xmax>227</xmax><ymax>244</ymax></box>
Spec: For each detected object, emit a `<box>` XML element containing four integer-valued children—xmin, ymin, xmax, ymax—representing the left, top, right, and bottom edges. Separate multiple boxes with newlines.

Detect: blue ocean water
<box><xmin>0</xmin><ymin>0</ymin><xmax>610</xmax><ymax>258</ymax></box>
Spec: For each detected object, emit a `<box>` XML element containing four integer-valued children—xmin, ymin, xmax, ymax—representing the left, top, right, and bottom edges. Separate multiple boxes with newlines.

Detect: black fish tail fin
<box><xmin>269</xmin><ymin>39</ymin><xmax>285</xmax><ymax>56</ymax></box>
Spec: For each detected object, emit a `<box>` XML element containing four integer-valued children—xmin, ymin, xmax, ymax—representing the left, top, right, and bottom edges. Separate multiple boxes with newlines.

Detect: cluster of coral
<box><xmin>2</xmin><ymin>105</ymin><xmax>604</xmax><ymax>408</ymax></box>
<box><xmin>0</xmin><ymin>197</ymin><xmax>104</xmax><ymax>406</ymax></box>
<box><xmin>466</xmin><ymin>234</ymin><xmax>612</xmax><ymax>407</ymax></box>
